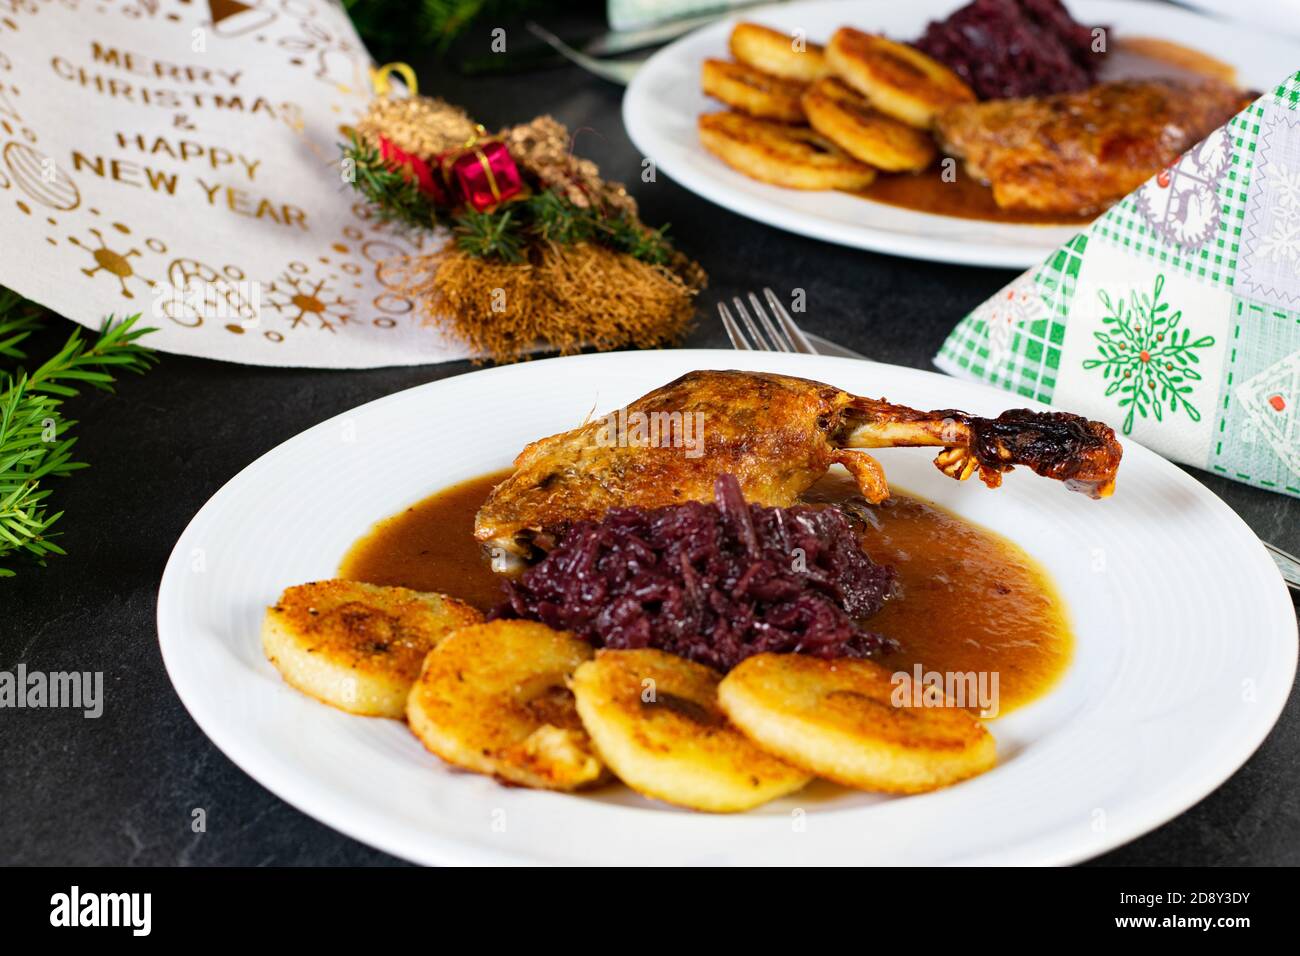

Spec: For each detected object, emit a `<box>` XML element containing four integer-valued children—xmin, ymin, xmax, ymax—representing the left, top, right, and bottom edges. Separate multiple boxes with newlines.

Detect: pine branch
<box><xmin>6</xmin><ymin>315</ymin><xmax>156</xmax><ymax>399</ymax></box>
<box><xmin>0</xmin><ymin>289</ymin><xmax>44</xmax><ymax>361</ymax></box>
<box><xmin>452</xmin><ymin>206</ymin><xmax>526</xmax><ymax>262</ymax></box>
<box><xmin>342</xmin><ymin>134</ymin><xmax>437</xmax><ymax>232</ymax></box>
<box><xmin>446</xmin><ymin>192</ymin><xmax>677</xmax><ymax>266</ymax></box>
<box><xmin>526</xmin><ymin>189</ymin><xmax>592</xmax><ymax>246</ymax></box>
<box><xmin>0</xmin><ymin>310</ymin><xmax>156</xmax><ymax>577</ymax></box>
<box><xmin>602</xmin><ymin>215</ymin><xmax>673</xmax><ymax>267</ymax></box>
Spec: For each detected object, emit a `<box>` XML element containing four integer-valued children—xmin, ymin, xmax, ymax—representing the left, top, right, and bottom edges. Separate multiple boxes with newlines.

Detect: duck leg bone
<box><xmin>840</xmin><ymin>397</ymin><xmax>1121</xmax><ymax>499</ymax></box>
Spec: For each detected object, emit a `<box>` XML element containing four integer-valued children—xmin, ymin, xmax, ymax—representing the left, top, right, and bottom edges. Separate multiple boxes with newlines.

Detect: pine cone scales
<box><xmin>499</xmin><ymin>116</ymin><xmax>637</xmax><ymax>216</ymax></box>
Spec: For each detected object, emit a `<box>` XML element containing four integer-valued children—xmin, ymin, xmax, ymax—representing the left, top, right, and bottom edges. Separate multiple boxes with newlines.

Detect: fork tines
<box><xmin>718</xmin><ymin>287</ymin><xmax>815</xmax><ymax>353</ymax></box>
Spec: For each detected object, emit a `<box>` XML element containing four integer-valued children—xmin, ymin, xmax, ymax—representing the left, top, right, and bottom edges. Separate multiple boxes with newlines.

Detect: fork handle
<box><xmin>1264</xmin><ymin>541</ymin><xmax>1300</xmax><ymax>592</ymax></box>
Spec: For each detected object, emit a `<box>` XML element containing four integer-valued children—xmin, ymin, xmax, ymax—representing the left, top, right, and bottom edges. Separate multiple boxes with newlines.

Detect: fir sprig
<box><xmin>0</xmin><ymin>306</ymin><xmax>156</xmax><ymax>577</ymax></box>
<box><xmin>447</xmin><ymin>192</ymin><xmax>676</xmax><ymax>265</ymax></box>
<box><xmin>453</xmin><ymin>206</ymin><xmax>527</xmax><ymax>262</ymax></box>
<box><xmin>602</xmin><ymin>216</ymin><xmax>673</xmax><ymax>267</ymax></box>
<box><xmin>0</xmin><ymin>289</ymin><xmax>43</xmax><ymax>360</ymax></box>
<box><xmin>342</xmin><ymin>134</ymin><xmax>437</xmax><ymax>231</ymax></box>
<box><xmin>526</xmin><ymin>190</ymin><xmax>592</xmax><ymax>246</ymax></box>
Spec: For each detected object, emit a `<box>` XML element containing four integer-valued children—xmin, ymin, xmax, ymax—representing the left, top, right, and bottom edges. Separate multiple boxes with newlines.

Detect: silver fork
<box><xmin>718</xmin><ymin>289</ymin><xmax>1300</xmax><ymax>593</ymax></box>
<box><xmin>718</xmin><ymin>287</ymin><xmax>866</xmax><ymax>358</ymax></box>
<box><xmin>1264</xmin><ymin>542</ymin><xmax>1300</xmax><ymax>593</ymax></box>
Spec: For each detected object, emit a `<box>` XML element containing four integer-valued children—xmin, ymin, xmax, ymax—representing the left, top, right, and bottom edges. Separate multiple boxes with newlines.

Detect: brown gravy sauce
<box><xmin>843</xmin><ymin>38</ymin><xmax>1236</xmax><ymax>226</ymax></box>
<box><xmin>844</xmin><ymin>170</ymin><xmax>1092</xmax><ymax>226</ymax></box>
<box><xmin>341</xmin><ymin>469</ymin><xmax>1072</xmax><ymax>715</ymax></box>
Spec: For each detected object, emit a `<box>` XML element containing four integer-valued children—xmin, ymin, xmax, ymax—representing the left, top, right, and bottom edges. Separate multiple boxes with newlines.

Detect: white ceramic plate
<box><xmin>157</xmin><ymin>351</ymin><xmax>1296</xmax><ymax>865</ymax></box>
<box><xmin>623</xmin><ymin>0</ymin><xmax>1299</xmax><ymax>268</ymax></box>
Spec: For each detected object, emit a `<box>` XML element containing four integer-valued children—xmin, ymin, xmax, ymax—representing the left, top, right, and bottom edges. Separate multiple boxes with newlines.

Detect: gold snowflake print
<box><xmin>68</xmin><ymin>225</ymin><xmax>162</xmax><ymax>299</ymax></box>
<box><xmin>265</xmin><ymin>265</ymin><xmax>353</xmax><ymax>332</ymax></box>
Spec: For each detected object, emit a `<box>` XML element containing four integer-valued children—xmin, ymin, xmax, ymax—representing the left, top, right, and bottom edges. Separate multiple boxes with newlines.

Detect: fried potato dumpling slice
<box><xmin>572</xmin><ymin>649</ymin><xmax>811</xmax><ymax>812</ymax></box>
<box><xmin>718</xmin><ymin>654</ymin><xmax>996</xmax><ymax>794</ymax></box>
<box><xmin>729</xmin><ymin>21</ymin><xmax>828</xmax><ymax>83</ymax></box>
<box><xmin>699</xmin><ymin>111</ymin><xmax>876</xmax><ymax>190</ymax></box>
<box><xmin>802</xmin><ymin>77</ymin><xmax>937</xmax><ymax>172</ymax></box>
<box><xmin>262</xmin><ymin>579</ymin><xmax>483</xmax><ymax>718</ymax></box>
<box><xmin>825</xmin><ymin>27</ymin><xmax>974</xmax><ymax>129</ymax></box>
<box><xmin>702</xmin><ymin>58</ymin><xmax>807</xmax><ymax>122</ymax></box>
<box><xmin>406</xmin><ymin>620</ymin><xmax>604</xmax><ymax>791</ymax></box>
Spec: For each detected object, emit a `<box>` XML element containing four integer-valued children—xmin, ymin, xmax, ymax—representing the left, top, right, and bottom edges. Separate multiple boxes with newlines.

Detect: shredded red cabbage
<box><xmin>915</xmin><ymin>0</ymin><xmax>1105</xmax><ymax>100</ymax></box>
<box><xmin>493</xmin><ymin>474</ymin><xmax>896</xmax><ymax>671</ymax></box>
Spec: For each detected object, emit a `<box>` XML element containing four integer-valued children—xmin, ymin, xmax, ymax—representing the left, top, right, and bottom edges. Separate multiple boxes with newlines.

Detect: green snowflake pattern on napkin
<box><xmin>1081</xmin><ymin>275</ymin><xmax>1216</xmax><ymax>435</ymax></box>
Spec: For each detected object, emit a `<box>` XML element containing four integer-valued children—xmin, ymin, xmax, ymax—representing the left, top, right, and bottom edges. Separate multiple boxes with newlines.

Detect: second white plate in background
<box><xmin>623</xmin><ymin>0</ymin><xmax>1299</xmax><ymax>268</ymax></box>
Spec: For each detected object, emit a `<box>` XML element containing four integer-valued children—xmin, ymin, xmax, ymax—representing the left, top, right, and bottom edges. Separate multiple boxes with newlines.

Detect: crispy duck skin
<box><xmin>934</xmin><ymin>78</ymin><xmax>1251</xmax><ymax>215</ymax></box>
<box><xmin>474</xmin><ymin>371</ymin><xmax>1122</xmax><ymax>554</ymax></box>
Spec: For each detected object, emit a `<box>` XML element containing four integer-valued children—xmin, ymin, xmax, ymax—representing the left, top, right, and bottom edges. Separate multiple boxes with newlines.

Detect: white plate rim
<box><xmin>622</xmin><ymin>0</ymin><xmax>1299</xmax><ymax>268</ymax></box>
<box><xmin>156</xmin><ymin>350</ymin><xmax>1298</xmax><ymax>866</ymax></box>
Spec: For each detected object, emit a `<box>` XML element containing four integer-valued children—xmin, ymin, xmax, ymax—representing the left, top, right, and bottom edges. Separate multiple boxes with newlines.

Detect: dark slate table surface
<box><xmin>2</xmin><ymin>22</ymin><xmax>1297</xmax><ymax>866</ymax></box>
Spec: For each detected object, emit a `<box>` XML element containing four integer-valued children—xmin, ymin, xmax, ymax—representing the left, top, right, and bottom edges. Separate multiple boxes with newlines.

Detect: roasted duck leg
<box><xmin>475</xmin><ymin>371</ymin><xmax>1121</xmax><ymax>554</ymax></box>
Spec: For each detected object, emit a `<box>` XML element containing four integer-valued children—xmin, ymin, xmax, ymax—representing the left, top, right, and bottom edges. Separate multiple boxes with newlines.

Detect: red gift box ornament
<box><xmin>444</xmin><ymin>127</ymin><xmax>525</xmax><ymax>213</ymax></box>
<box><xmin>377</xmin><ymin>136</ymin><xmax>449</xmax><ymax>205</ymax></box>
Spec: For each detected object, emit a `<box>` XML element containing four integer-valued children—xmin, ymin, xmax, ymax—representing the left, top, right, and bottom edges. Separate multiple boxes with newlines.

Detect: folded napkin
<box><xmin>937</xmin><ymin>71</ymin><xmax>1300</xmax><ymax>499</ymax></box>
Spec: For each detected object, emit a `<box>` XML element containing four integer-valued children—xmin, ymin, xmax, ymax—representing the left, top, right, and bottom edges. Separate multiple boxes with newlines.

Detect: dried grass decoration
<box><xmin>344</xmin><ymin>64</ymin><xmax>705</xmax><ymax>363</ymax></box>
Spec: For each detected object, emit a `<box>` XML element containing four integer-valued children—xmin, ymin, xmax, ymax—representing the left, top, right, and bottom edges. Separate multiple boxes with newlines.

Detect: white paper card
<box><xmin>0</xmin><ymin>0</ymin><xmax>471</xmax><ymax>368</ymax></box>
